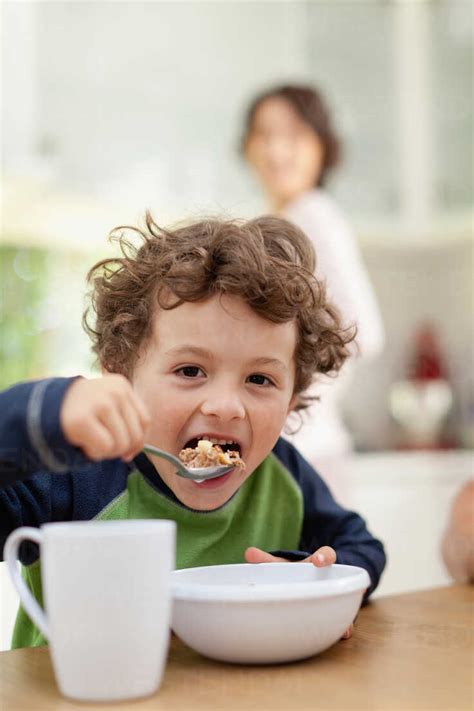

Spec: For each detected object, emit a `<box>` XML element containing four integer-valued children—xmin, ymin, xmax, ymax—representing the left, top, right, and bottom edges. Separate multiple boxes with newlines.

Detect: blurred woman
<box><xmin>242</xmin><ymin>84</ymin><xmax>385</xmax><ymax>467</ymax></box>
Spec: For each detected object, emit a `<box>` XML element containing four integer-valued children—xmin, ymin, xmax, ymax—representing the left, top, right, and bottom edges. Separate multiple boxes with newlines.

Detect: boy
<box><xmin>0</xmin><ymin>214</ymin><xmax>385</xmax><ymax>649</ymax></box>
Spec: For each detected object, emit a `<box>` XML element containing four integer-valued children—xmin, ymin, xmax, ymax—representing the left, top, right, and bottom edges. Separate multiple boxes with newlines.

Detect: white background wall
<box><xmin>3</xmin><ymin>1</ymin><xmax>472</xmax><ymax>225</ymax></box>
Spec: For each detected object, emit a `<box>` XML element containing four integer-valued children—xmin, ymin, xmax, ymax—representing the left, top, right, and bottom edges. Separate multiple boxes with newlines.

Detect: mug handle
<box><xmin>4</xmin><ymin>527</ymin><xmax>50</xmax><ymax>640</ymax></box>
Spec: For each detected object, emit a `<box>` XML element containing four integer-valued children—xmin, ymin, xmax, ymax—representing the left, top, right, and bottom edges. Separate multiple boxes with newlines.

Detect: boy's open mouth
<box><xmin>179</xmin><ymin>436</ymin><xmax>245</xmax><ymax>488</ymax></box>
<box><xmin>182</xmin><ymin>436</ymin><xmax>242</xmax><ymax>456</ymax></box>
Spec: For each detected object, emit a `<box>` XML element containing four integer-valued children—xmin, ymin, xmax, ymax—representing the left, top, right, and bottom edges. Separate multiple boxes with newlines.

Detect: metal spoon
<box><xmin>143</xmin><ymin>444</ymin><xmax>235</xmax><ymax>482</ymax></box>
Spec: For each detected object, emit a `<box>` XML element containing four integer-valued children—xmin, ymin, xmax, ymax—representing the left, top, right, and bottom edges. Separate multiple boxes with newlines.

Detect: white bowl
<box><xmin>171</xmin><ymin>562</ymin><xmax>369</xmax><ymax>664</ymax></box>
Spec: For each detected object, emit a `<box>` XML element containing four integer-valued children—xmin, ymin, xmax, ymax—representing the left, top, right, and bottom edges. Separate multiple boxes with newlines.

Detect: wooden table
<box><xmin>0</xmin><ymin>586</ymin><xmax>472</xmax><ymax>710</ymax></box>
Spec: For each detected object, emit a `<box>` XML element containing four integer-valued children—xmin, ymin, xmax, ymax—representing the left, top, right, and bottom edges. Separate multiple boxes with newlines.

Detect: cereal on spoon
<box><xmin>179</xmin><ymin>439</ymin><xmax>246</xmax><ymax>471</ymax></box>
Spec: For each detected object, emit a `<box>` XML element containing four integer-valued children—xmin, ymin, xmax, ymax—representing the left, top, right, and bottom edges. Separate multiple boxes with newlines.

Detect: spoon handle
<box><xmin>143</xmin><ymin>444</ymin><xmax>188</xmax><ymax>476</ymax></box>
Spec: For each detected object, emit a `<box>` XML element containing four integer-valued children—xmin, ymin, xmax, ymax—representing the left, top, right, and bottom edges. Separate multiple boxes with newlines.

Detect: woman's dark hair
<box><xmin>241</xmin><ymin>84</ymin><xmax>341</xmax><ymax>187</ymax></box>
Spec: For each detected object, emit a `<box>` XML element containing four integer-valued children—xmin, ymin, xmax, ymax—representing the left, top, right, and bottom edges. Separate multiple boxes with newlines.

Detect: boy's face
<box><xmin>131</xmin><ymin>293</ymin><xmax>298</xmax><ymax>510</ymax></box>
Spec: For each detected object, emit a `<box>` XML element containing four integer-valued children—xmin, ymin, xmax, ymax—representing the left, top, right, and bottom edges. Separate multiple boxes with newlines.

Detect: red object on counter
<box><xmin>409</xmin><ymin>324</ymin><xmax>448</xmax><ymax>381</ymax></box>
<box><xmin>393</xmin><ymin>322</ymin><xmax>457</xmax><ymax>450</ymax></box>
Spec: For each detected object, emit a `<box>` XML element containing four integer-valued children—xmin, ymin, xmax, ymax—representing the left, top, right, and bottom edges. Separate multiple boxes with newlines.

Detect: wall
<box><xmin>4</xmin><ymin>2</ymin><xmax>472</xmax><ymax>225</ymax></box>
<box><xmin>4</xmin><ymin>1</ymin><xmax>310</xmax><ymax>222</ymax></box>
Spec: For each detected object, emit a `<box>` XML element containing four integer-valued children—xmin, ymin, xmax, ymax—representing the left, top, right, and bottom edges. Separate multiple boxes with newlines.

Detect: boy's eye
<box><xmin>247</xmin><ymin>373</ymin><xmax>273</xmax><ymax>386</ymax></box>
<box><xmin>176</xmin><ymin>366</ymin><xmax>204</xmax><ymax>378</ymax></box>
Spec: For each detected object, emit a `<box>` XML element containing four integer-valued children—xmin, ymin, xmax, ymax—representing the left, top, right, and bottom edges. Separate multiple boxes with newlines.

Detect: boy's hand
<box><xmin>60</xmin><ymin>375</ymin><xmax>150</xmax><ymax>463</ymax></box>
<box><xmin>245</xmin><ymin>544</ymin><xmax>337</xmax><ymax>567</ymax></box>
<box><xmin>244</xmin><ymin>545</ymin><xmax>354</xmax><ymax>640</ymax></box>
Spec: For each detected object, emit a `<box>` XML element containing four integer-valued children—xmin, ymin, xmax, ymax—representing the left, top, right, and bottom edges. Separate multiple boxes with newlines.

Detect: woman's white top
<box><xmin>282</xmin><ymin>189</ymin><xmax>385</xmax><ymax>460</ymax></box>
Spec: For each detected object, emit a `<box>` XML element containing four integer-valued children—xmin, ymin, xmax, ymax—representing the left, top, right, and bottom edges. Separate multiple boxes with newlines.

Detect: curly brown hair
<box><xmin>241</xmin><ymin>84</ymin><xmax>341</xmax><ymax>187</ymax></box>
<box><xmin>84</xmin><ymin>212</ymin><xmax>354</xmax><ymax>411</ymax></box>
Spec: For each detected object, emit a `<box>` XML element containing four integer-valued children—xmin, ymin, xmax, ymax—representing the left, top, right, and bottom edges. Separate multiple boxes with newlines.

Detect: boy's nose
<box><xmin>200</xmin><ymin>390</ymin><xmax>246</xmax><ymax>421</ymax></box>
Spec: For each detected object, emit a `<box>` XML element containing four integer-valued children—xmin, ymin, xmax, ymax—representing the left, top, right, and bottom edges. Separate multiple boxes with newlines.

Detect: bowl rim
<box><xmin>172</xmin><ymin>562</ymin><xmax>370</xmax><ymax>602</ymax></box>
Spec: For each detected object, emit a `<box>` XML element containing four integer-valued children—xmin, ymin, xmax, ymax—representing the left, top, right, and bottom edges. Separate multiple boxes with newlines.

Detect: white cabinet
<box><xmin>316</xmin><ymin>451</ymin><xmax>473</xmax><ymax>598</ymax></box>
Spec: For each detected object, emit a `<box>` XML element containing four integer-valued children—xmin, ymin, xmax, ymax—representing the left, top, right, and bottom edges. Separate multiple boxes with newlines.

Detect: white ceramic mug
<box><xmin>5</xmin><ymin>519</ymin><xmax>176</xmax><ymax>702</ymax></box>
